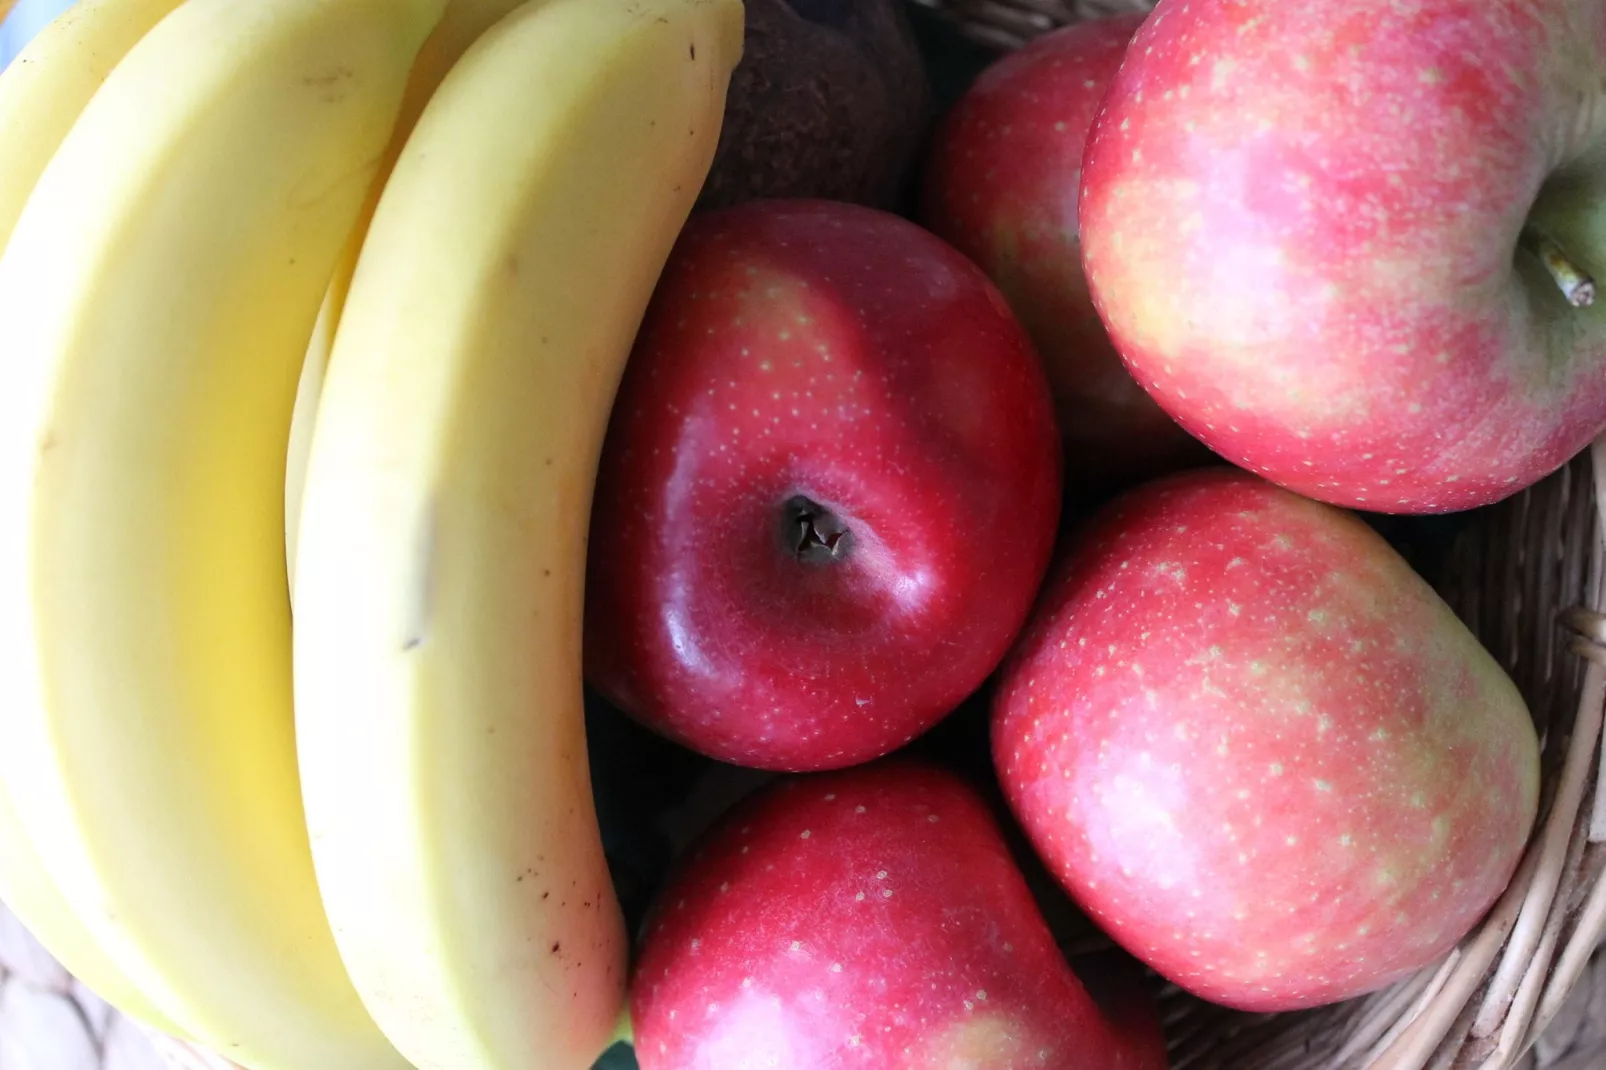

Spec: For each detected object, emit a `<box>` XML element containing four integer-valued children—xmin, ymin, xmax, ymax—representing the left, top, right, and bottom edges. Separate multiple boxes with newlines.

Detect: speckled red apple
<box><xmin>1080</xmin><ymin>0</ymin><xmax>1606</xmax><ymax>512</ymax></box>
<box><xmin>921</xmin><ymin>14</ymin><xmax>1207</xmax><ymax>491</ymax></box>
<box><xmin>585</xmin><ymin>199</ymin><xmax>1061</xmax><ymax>772</ymax></box>
<box><xmin>993</xmin><ymin>469</ymin><xmax>1540</xmax><ymax>1011</ymax></box>
<box><xmin>630</xmin><ymin>761</ymin><xmax>1168</xmax><ymax>1070</ymax></box>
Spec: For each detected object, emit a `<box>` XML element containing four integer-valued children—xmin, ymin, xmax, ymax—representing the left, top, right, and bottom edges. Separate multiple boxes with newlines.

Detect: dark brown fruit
<box><xmin>697</xmin><ymin>0</ymin><xmax>933</xmax><ymax>211</ymax></box>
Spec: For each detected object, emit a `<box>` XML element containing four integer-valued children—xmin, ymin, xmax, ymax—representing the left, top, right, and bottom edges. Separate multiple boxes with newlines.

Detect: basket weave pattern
<box><xmin>4</xmin><ymin>0</ymin><xmax>1606</xmax><ymax>1068</ymax></box>
<box><xmin>909</xmin><ymin>0</ymin><xmax>1155</xmax><ymax>49</ymax></box>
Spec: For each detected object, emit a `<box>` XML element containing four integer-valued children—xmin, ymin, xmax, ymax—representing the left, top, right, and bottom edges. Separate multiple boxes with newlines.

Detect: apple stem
<box><xmin>1522</xmin><ymin>225</ymin><xmax>1597</xmax><ymax>308</ymax></box>
<box><xmin>784</xmin><ymin>496</ymin><xmax>853</xmax><ymax>563</ymax></box>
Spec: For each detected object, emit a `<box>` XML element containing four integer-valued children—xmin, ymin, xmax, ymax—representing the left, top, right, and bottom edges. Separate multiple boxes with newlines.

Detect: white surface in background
<box><xmin>1</xmin><ymin>0</ymin><xmax>78</xmax><ymax>69</ymax></box>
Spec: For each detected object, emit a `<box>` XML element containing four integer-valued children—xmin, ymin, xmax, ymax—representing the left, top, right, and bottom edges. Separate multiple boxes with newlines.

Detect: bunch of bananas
<box><xmin>0</xmin><ymin>0</ymin><xmax>743</xmax><ymax>1067</ymax></box>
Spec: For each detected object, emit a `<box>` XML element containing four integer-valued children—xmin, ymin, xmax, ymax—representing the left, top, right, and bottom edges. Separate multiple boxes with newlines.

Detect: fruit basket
<box><xmin>5</xmin><ymin>0</ymin><xmax>1606</xmax><ymax>1068</ymax></box>
<box><xmin>6</xmin><ymin>447</ymin><xmax>1606</xmax><ymax>1070</ymax></box>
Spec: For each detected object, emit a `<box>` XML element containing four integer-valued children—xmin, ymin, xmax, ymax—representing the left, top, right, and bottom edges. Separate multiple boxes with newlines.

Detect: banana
<box><xmin>0</xmin><ymin>0</ymin><xmax>192</xmax><ymax>1038</ymax></box>
<box><xmin>286</xmin><ymin>0</ymin><xmax>532</xmax><ymax>589</ymax></box>
<box><xmin>286</xmin><ymin>280</ymin><xmax>340</xmax><ymax>585</ymax></box>
<box><xmin>0</xmin><ymin>0</ymin><xmax>187</xmax><ymax>256</ymax></box>
<box><xmin>291</xmin><ymin>1</ymin><xmax>743</xmax><ymax>1067</ymax></box>
<box><xmin>0</xmin><ymin>0</ymin><xmax>449</xmax><ymax>1066</ymax></box>
<box><xmin>0</xmin><ymin>790</ymin><xmax>186</xmax><ymax>1037</ymax></box>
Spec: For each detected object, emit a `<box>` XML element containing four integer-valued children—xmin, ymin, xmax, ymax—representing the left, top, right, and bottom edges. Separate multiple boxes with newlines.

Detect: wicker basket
<box><xmin>6</xmin><ymin>0</ymin><xmax>1606</xmax><ymax>1068</ymax></box>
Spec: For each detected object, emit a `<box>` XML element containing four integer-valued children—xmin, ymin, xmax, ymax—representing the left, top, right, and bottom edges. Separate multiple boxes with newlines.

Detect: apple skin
<box><xmin>585</xmin><ymin>199</ymin><xmax>1061</xmax><ymax>772</ymax></box>
<box><xmin>992</xmin><ymin>468</ymin><xmax>1540</xmax><ymax>1011</ymax></box>
<box><xmin>1079</xmin><ymin>0</ymin><xmax>1606</xmax><ymax>513</ymax></box>
<box><xmin>630</xmin><ymin>761</ymin><xmax>1169</xmax><ymax>1070</ymax></box>
<box><xmin>921</xmin><ymin>14</ymin><xmax>1208</xmax><ymax>492</ymax></box>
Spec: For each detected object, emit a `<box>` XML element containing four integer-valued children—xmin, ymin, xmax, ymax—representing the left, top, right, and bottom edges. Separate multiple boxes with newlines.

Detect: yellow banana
<box><xmin>0</xmin><ymin>0</ymin><xmax>447</xmax><ymax>1066</ymax></box>
<box><xmin>0</xmin><ymin>0</ymin><xmax>191</xmax><ymax>1038</ymax></box>
<box><xmin>286</xmin><ymin>280</ymin><xmax>340</xmax><ymax>586</ymax></box>
<box><xmin>0</xmin><ymin>792</ymin><xmax>185</xmax><ymax>1037</ymax></box>
<box><xmin>0</xmin><ymin>0</ymin><xmax>187</xmax><ymax>257</ymax></box>
<box><xmin>291</xmin><ymin>1</ymin><xmax>743</xmax><ymax>1067</ymax></box>
<box><xmin>286</xmin><ymin>0</ymin><xmax>532</xmax><ymax>589</ymax></box>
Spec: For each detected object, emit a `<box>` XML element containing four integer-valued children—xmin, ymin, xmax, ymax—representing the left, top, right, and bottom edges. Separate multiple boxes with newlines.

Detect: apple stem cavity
<box><xmin>784</xmin><ymin>495</ymin><xmax>854</xmax><ymax>564</ymax></box>
<box><xmin>1522</xmin><ymin>225</ymin><xmax>1597</xmax><ymax>308</ymax></box>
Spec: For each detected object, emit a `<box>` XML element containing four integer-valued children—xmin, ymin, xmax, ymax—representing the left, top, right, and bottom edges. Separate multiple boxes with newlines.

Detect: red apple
<box><xmin>630</xmin><ymin>761</ymin><xmax>1168</xmax><ymax>1069</ymax></box>
<box><xmin>585</xmin><ymin>199</ymin><xmax>1061</xmax><ymax>772</ymax></box>
<box><xmin>992</xmin><ymin>468</ymin><xmax>1540</xmax><ymax>1011</ymax></box>
<box><xmin>921</xmin><ymin>14</ymin><xmax>1207</xmax><ymax>491</ymax></box>
<box><xmin>1079</xmin><ymin>0</ymin><xmax>1606</xmax><ymax>512</ymax></box>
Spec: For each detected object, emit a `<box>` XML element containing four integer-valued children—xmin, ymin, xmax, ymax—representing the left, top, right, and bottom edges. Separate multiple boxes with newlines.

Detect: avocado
<box><xmin>697</xmin><ymin>0</ymin><xmax>934</xmax><ymax>212</ymax></box>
